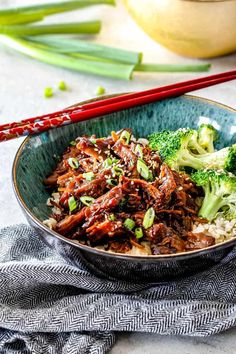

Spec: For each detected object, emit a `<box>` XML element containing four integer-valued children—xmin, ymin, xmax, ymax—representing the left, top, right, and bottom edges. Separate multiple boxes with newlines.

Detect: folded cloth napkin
<box><xmin>1</xmin><ymin>225</ymin><xmax>236</xmax><ymax>354</ymax></box>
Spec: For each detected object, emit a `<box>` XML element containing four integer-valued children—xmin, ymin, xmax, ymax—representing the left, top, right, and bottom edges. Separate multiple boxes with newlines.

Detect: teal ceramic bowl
<box><xmin>13</xmin><ymin>95</ymin><xmax>236</xmax><ymax>281</ymax></box>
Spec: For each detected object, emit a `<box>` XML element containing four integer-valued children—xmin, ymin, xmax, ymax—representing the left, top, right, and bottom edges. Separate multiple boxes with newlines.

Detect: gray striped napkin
<box><xmin>1</xmin><ymin>224</ymin><xmax>236</xmax><ymax>354</ymax></box>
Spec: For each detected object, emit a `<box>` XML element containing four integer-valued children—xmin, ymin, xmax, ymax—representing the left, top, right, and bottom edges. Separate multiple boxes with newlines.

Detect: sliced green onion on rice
<box><xmin>120</xmin><ymin>130</ymin><xmax>131</xmax><ymax>144</ymax></box>
<box><xmin>137</xmin><ymin>159</ymin><xmax>150</xmax><ymax>180</ymax></box>
<box><xmin>135</xmin><ymin>227</ymin><xmax>143</xmax><ymax>239</ymax></box>
<box><xmin>80</xmin><ymin>195</ymin><xmax>95</xmax><ymax>206</ymax></box>
<box><xmin>143</xmin><ymin>207</ymin><xmax>155</xmax><ymax>229</ymax></box>
<box><xmin>68</xmin><ymin>196</ymin><xmax>77</xmax><ymax>212</ymax></box>
<box><xmin>83</xmin><ymin>172</ymin><xmax>94</xmax><ymax>181</ymax></box>
<box><xmin>124</xmin><ymin>218</ymin><xmax>135</xmax><ymax>231</ymax></box>
<box><xmin>68</xmin><ymin>157</ymin><xmax>79</xmax><ymax>169</ymax></box>
<box><xmin>135</xmin><ymin>144</ymin><xmax>143</xmax><ymax>159</ymax></box>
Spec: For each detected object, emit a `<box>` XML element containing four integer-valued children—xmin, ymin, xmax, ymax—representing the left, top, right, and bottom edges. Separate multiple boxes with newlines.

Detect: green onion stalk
<box><xmin>0</xmin><ymin>12</ymin><xmax>45</xmax><ymax>26</ymax></box>
<box><xmin>0</xmin><ymin>22</ymin><xmax>101</xmax><ymax>36</ymax></box>
<box><xmin>0</xmin><ymin>36</ymin><xmax>135</xmax><ymax>80</ymax></box>
<box><xmin>0</xmin><ymin>0</ymin><xmax>115</xmax><ymax>22</ymax></box>
<box><xmin>26</xmin><ymin>36</ymin><xmax>211</xmax><ymax>73</ymax></box>
<box><xmin>136</xmin><ymin>63</ymin><xmax>211</xmax><ymax>73</ymax></box>
<box><xmin>27</xmin><ymin>36</ymin><xmax>143</xmax><ymax>65</ymax></box>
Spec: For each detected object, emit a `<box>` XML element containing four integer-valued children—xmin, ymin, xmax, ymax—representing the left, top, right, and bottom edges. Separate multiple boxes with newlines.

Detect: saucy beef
<box><xmin>45</xmin><ymin>129</ymin><xmax>215</xmax><ymax>254</ymax></box>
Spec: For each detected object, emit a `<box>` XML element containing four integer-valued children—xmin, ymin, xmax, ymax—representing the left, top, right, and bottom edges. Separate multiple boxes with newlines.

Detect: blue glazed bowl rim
<box><xmin>12</xmin><ymin>94</ymin><xmax>236</xmax><ymax>261</ymax></box>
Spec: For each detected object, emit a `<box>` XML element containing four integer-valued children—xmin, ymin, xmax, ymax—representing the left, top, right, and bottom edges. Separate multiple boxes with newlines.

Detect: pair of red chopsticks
<box><xmin>1</xmin><ymin>70</ymin><xmax>236</xmax><ymax>142</ymax></box>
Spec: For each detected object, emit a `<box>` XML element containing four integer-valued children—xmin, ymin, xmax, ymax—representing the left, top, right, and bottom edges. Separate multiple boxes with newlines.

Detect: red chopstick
<box><xmin>1</xmin><ymin>70</ymin><xmax>236</xmax><ymax>142</ymax></box>
<box><xmin>1</xmin><ymin>70</ymin><xmax>236</xmax><ymax>133</ymax></box>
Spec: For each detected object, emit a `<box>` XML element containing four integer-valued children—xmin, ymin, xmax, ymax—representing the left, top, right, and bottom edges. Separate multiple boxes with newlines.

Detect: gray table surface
<box><xmin>1</xmin><ymin>0</ymin><xmax>236</xmax><ymax>352</ymax></box>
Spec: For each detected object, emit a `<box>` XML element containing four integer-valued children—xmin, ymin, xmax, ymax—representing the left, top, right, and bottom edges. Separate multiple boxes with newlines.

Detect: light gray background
<box><xmin>0</xmin><ymin>0</ymin><xmax>236</xmax><ymax>352</ymax></box>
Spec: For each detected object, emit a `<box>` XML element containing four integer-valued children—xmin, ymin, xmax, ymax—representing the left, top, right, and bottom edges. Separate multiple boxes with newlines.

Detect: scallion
<box><xmin>68</xmin><ymin>196</ymin><xmax>77</xmax><ymax>212</ymax></box>
<box><xmin>135</xmin><ymin>63</ymin><xmax>211</xmax><ymax>73</ymax></box>
<box><xmin>58</xmin><ymin>80</ymin><xmax>67</xmax><ymax>90</ymax></box>
<box><xmin>68</xmin><ymin>157</ymin><xmax>79</xmax><ymax>169</ymax></box>
<box><xmin>0</xmin><ymin>1</ymin><xmax>115</xmax><ymax>18</ymax></box>
<box><xmin>0</xmin><ymin>12</ymin><xmax>45</xmax><ymax>26</ymax></box>
<box><xmin>44</xmin><ymin>86</ymin><xmax>53</xmax><ymax>98</ymax></box>
<box><xmin>83</xmin><ymin>172</ymin><xmax>94</xmax><ymax>181</ymax></box>
<box><xmin>70</xmin><ymin>140</ymin><xmax>76</xmax><ymax>146</ymax></box>
<box><xmin>135</xmin><ymin>144</ymin><xmax>143</xmax><ymax>159</ymax></box>
<box><xmin>90</xmin><ymin>138</ymin><xmax>96</xmax><ymax>145</ymax></box>
<box><xmin>108</xmin><ymin>213</ymin><xmax>115</xmax><ymax>221</ymax></box>
<box><xmin>103</xmin><ymin>157</ymin><xmax>113</xmax><ymax>168</ymax></box>
<box><xmin>120</xmin><ymin>130</ymin><xmax>130</xmax><ymax>144</ymax></box>
<box><xmin>137</xmin><ymin>159</ymin><xmax>150</xmax><ymax>180</ymax></box>
<box><xmin>135</xmin><ymin>227</ymin><xmax>143</xmax><ymax>239</ymax></box>
<box><xmin>107</xmin><ymin>178</ymin><xmax>117</xmax><ymax>186</ymax></box>
<box><xmin>0</xmin><ymin>36</ymin><xmax>135</xmax><ymax>81</ymax></box>
<box><xmin>29</xmin><ymin>36</ymin><xmax>142</xmax><ymax>65</ymax></box>
<box><xmin>113</xmin><ymin>166</ymin><xmax>123</xmax><ymax>176</ymax></box>
<box><xmin>143</xmin><ymin>207</ymin><xmax>155</xmax><ymax>229</ymax></box>
<box><xmin>96</xmin><ymin>85</ymin><xmax>105</xmax><ymax>96</ymax></box>
<box><xmin>80</xmin><ymin>195</ymin><xmax>95</xmax><ymax>206</ymax></box>
<box><xmin>0</xmin><ymin>21</ymin><xmax>101</xmax><ymax>36</ymax></box>
<box><xmin>124</xmin><ymin>218</ymin><xmax>135</xmax><ymax>231</ymax></box>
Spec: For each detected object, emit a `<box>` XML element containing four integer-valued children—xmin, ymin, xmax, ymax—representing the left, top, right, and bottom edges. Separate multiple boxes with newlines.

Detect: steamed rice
<box><xmin>193</xmin><ymin>215</ymin><xmax>236</xmax><ymax>244</ymax></box>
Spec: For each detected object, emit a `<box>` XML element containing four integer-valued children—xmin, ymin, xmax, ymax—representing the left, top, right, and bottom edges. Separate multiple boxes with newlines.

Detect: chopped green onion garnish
<box><xmin>143</xmin><ymin>207</ymin><xmax>155</xmax><ymax>229</ymax></box>
<box><xmin>135</xmin><ymin>227</ymin><xmax>143</xmax><ymax>239</ymax></box>
<box><xmin>148</xmin><ymin>171</ymin><xmax>154</xmax><ymax>182</ymax></box>
<box><xmin>107</xmin><ymin>178</ymin><xmax>117</xmax><ymax>186</ymax></box>
<box><xmin>44</xmin><ymin>86</ymin><xmax>53</xmax><ymax>98</ymax></box>
<box><xmin>96</xmin><ymin>85</ymin><xmax>105</xmax><ymax>95</ymax></box>
<box><xmin>83</xmin><ymin>171</ymin><xmax>94</xmax><ymax>181</ymax></box>
<box><xmin>80</xmin><ymin>195</ymin><xmax>95</xmax><ymax>206</ymax></box>
<box><xmin>120</xmin><ymin>130</ymin><xmax>130</xmax><ymax>144</ymax></box>
<box><xmin>90</xmin><ymin>138</ymin><xmax>96</xmax><ymax>145</ymax></box>
<box><xmin>68</xmin><ymin>157</ymin><xmax>79</xmax><ymax>169</ymax></box>
<box><xmin>108</xmin><ymin>213</ymin><xmax>115</xmax><ymax>221</ymax></box>
<box><xmin>135</xmin><ymin>144</ymin><xmax>143</xmax><ymax>159</ymax></box>
<box><xmin>112</xmin><ymin>158</ymin><xmax>119</xmax><ymax>164</ymax></box>
<box><xmin>58</xmin><ymin>80</ymin><xmax>67</xmax><ymax>90</ymax></box>
<box><xmin>68</xmin><ymin>196</ymin><xmax>77</xmax><ymax>212</ymax></box>
<box><xmin>70</xmin><ymin>140</ymin><xmax>76</xmax><ymax>146</ymax></box>
<box><xmin>113</xmin><ymin>166</ymin><xmax>123</xmax><ymax>176</ymax></box>
<box><xmin>103</xmin><ymin>157</ymin><xmax>113</xmax><ymax>168</ymax></box>
<box><xmin>124</xmin><ymin>218</ymin><xmax>135</xmax><ymax>231</ymax></box>
<box><xmin>137</xmin><ymin>159</ymin><xmax>150</xmax><ymax>180</ymax></box>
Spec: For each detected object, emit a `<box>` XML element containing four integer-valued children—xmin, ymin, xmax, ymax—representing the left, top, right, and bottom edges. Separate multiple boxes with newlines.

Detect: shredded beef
<box><xmin>46</xmin><ymin>129</ymin><xmax>215</xmax><ymax>254</ymax></box>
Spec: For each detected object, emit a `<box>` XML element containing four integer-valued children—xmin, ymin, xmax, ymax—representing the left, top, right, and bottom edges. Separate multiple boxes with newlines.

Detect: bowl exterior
<box><xmin>123</xmin><ymin>0</ymin><xmax>236</xmax><ymax>58</ymax></box>
<box><xmin>13</xmin><ymin>95</ymin><xmax>236</xmax><ymax>281</ymax></box>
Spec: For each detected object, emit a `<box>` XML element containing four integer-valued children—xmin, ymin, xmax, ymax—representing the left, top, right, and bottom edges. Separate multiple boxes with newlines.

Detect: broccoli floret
<box><xmin>189</xmin><ymin>130</ymin><xmax>208</xmax><ymax>155</ymax></box>
<box><xmin>149</xmin><ymin>128</ymin><xmax>204</xmax><ymax>170</ymax></box>
<box><xmin>199</xmin><ymin>144</ymin><xmax>236</xmax><ymax>174</ymax></box>
<box><xmin>224</xmin><ymin>144</ymin><xmax>236</xmax><ymax>174</ymax></box>
<box><xmin>148</xmin><ymin>128</ymin><xmax>236</xmax><ymax>173</ymax></box>
<box><xmin>197</xmin><ymin>124</ymin><xmax>218</xmax><ymax>153</ymax></box>
<box><xmin>148</xmin><ymin>130</ymin><xmax>171</xmax><ymax>151</ymax></box>
<box><xmin>191</xmin><ymin>169</ymin><xmax>236</xmax><ymax>221</ymax></box>
<box><xmin>198</xmin><ymin>148</ymin><xmax>236</xmax><ymax>174</ymax></box>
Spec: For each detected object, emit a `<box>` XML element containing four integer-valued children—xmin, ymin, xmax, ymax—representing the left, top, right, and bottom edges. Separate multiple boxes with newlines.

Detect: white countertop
<box><xmin>1</xmin><ymin>0</ymin><xmax>236</xmax><ymax>352</ymax></box>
